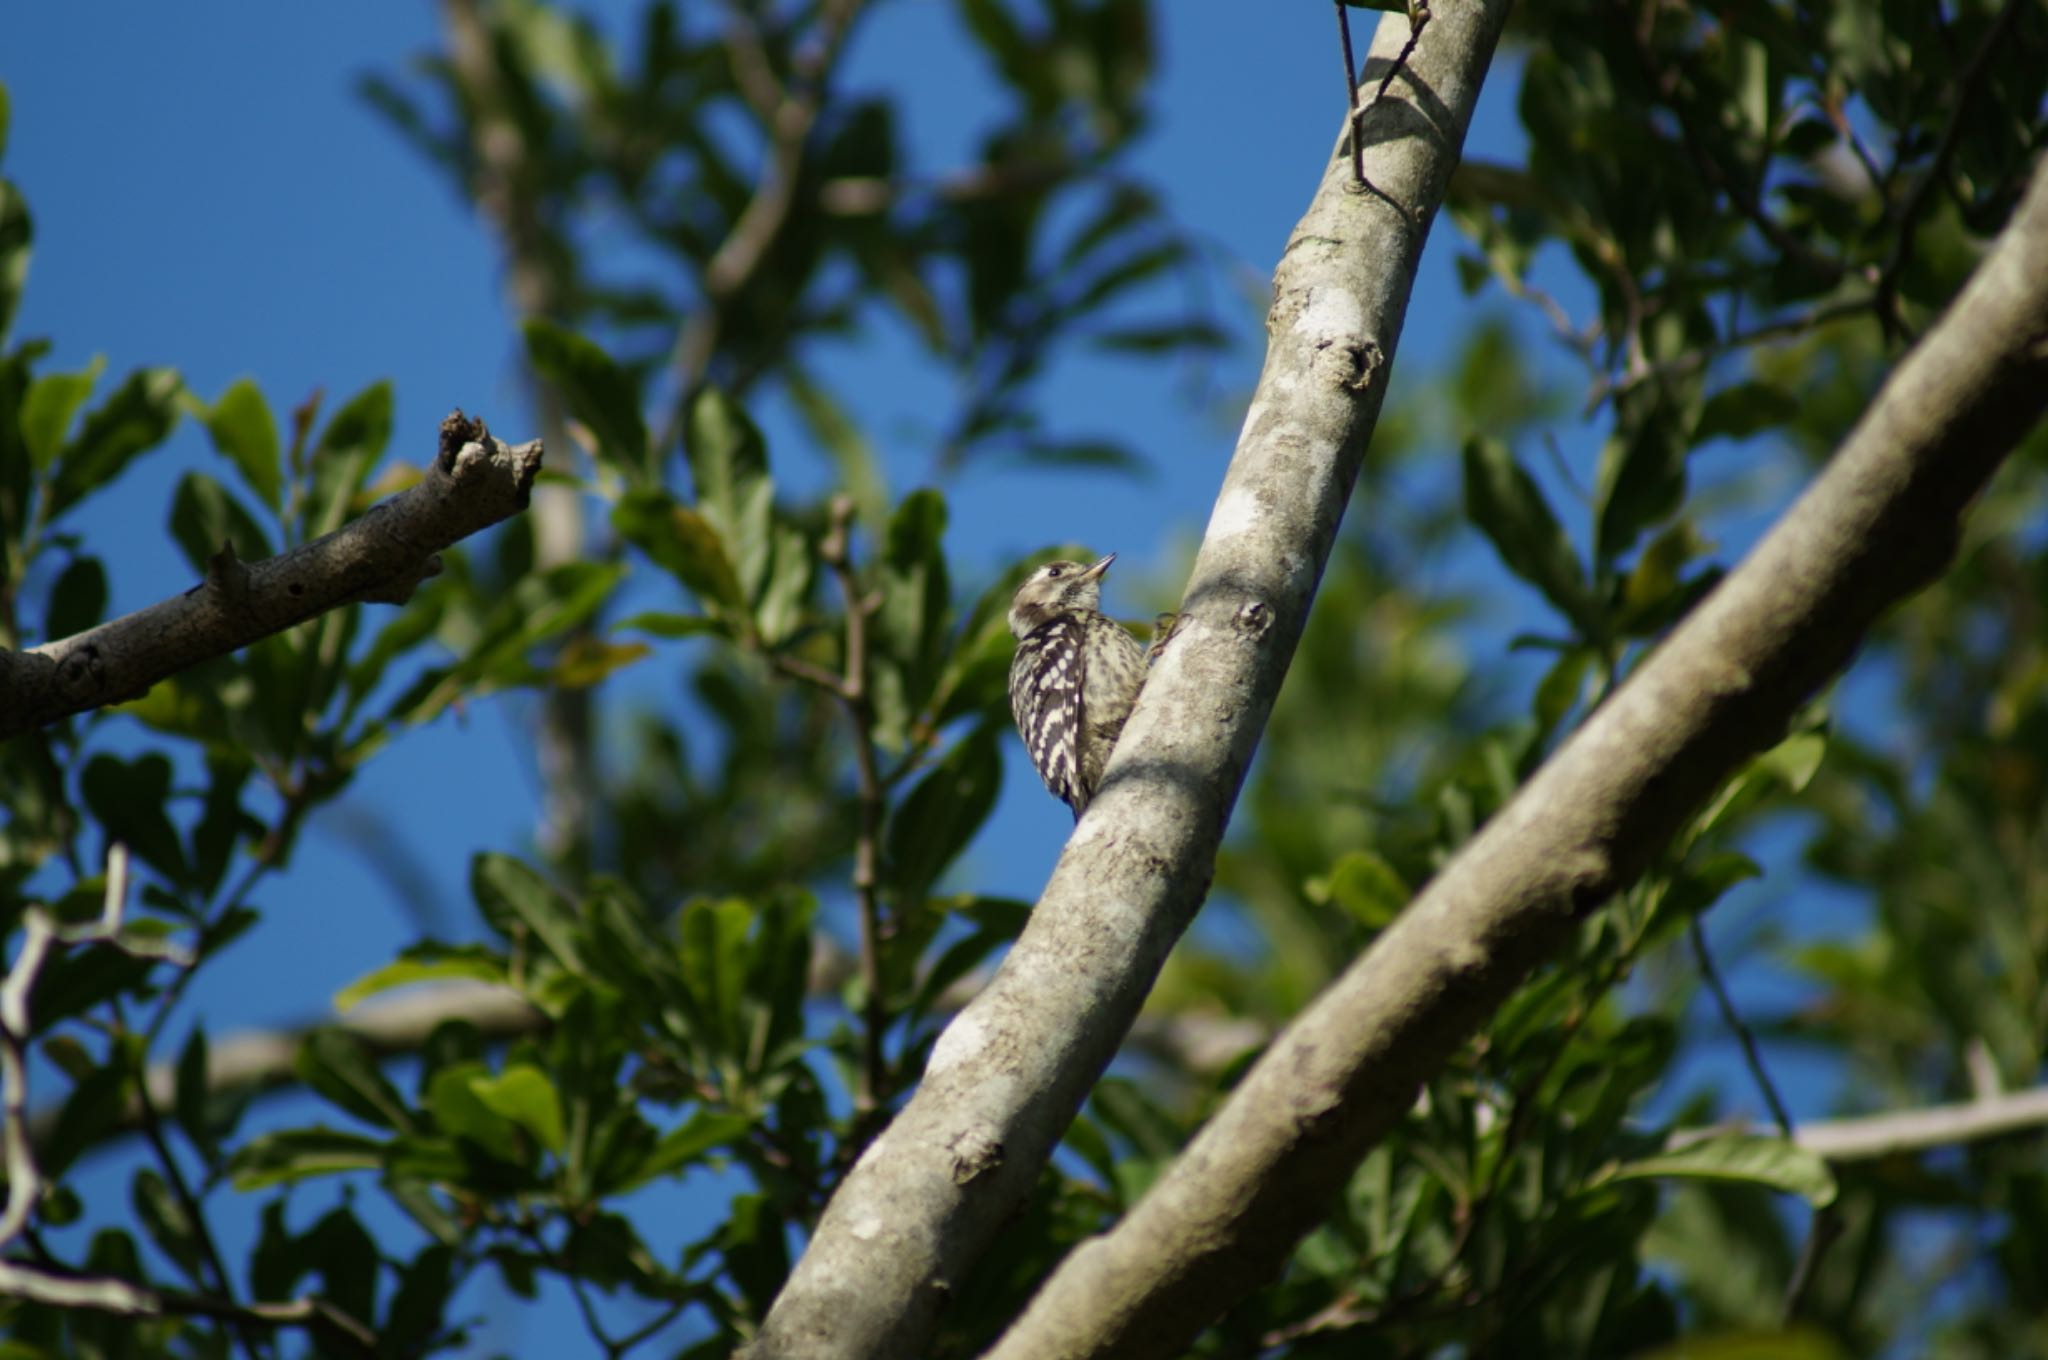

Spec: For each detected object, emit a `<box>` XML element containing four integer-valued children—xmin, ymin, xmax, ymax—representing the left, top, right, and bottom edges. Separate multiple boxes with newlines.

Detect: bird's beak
<box><xmin>1081</xmin><ymin>553</ymin><xmax>1116</xmax><ymax>581</ymax></box>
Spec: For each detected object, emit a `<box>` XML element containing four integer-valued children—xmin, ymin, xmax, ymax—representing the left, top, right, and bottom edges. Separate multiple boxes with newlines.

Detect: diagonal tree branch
<box><xmin>984</xmin><ymin>152</ymin><xmax>2048</xmax><ymax>1360</ymax></box>
<box><xmin>744</xmin><ymin>4</ymin><xmax>1511</xmax><ymax>1356</ymax></box>
<box><xmin>0</xmin><ymin>412</ymin><xmax>542</xmax><ymax>740</ymax></box>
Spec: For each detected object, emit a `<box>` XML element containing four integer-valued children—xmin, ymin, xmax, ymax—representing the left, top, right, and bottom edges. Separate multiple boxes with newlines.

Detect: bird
<box><xmin>1007</xmin><ymin>553</ymin><xmax>1150</xmax><ymax>820</ymax></box>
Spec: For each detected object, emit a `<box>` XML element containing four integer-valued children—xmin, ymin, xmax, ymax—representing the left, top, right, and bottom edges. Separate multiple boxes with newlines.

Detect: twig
<box><xmin>1583</xmin><ymin>294</ymin><xmax>1876</xmax><ymax>415</ymax></box>
<box><xmin>1689</xmin><ymin>920</ymin><xmax>1793</xmax><ymax>1136</ymax></box>
<box><xmin>116</xmin><ymin>987</ymin><xmax>265</xmax><ymax>1360</ymax></box>
<box><xmin>1689</xmin><ymin>917</ymin><xmax>1841</xmax><ymax>1320</ymax></box>
<box><xmin>0</xmin><ymin>413</ymin><xmax>543</xmax><ymax>739</ymax></box>
<box><xmin>1336</xmin><ymin>2</ymin><xmax>1364</xmax><ymax>186</ymax></box>
<box><xmin>0</xmin><ymin>848</ymin><xmax>366</xmax><ymax>1351</ymax></box>
<box><xmin>656</xmin><ymin>0</ymin><xmax>869</xmax><ymax>450</ymax></box>
<box><xmin>1617</xmin><ymin>0</ymin><xmax>1848</xmax><ymax>286</ymax></box>
<box><xmin>818</xmin><ymin>497</ymin><xmax>891</xmax><ymax>1127</ymax></box>
<box><xmin>0</xmin><ymin>1262</ymin><xmax>376</xmax><ymax>1354</ymax></box>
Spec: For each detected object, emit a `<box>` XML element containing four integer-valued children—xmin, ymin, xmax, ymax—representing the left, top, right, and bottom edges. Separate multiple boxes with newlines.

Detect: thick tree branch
<box><xmin>744</xmin><ymin>5</ymin><xmax>1510</xmax><ymax>1357</ymax></box>
<box><xmin>0</xmin><ymin>414</ymin><xmax>541</xmax><ymax>740</ymax></box>
<box><xmin>985</xmin><ymin>154</ymin><xmax>2048</xmax><ymax>1360</ymax></box>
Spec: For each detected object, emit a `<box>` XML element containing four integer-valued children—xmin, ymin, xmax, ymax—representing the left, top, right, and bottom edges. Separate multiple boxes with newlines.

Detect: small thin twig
<box><xmin>117</xmin><ymin>991</ymin><xmax>264</xmax><ymax>1360</ymax></box>
<box><xmin>818</xmin><ymin>498</ymin><xmax>891</xmax><ymax>1128</ymax></box>
<box><xmin>1335</xmin><ymin>2</ymin><xmax>1364</xmax><ymax>186</ymax></box>
<box><xmin>1584</xmin><ymin>294</ymin><xmax>1876</xmax><ymax>415</ymax></box>
<box><xmin>657</xmin><ymin>0</ymin><xmax>869</xmax><ymax>451</ymax></box>
<box><xmin>1336</xmin><ymin>2</ymin><xmax>1432</xmax><ymax>194</ymax></box>
<box><xmin>1690</xmin><ymin>920</ymin><xmax>1793</xmax><ymax>1136</ymax></box>
<box><xmin>0</xmin><ymin>848</ymin><xmax>363</xmax><ymax>1352</ymax></box>
<box><xmin>1618</xmin><ymin>0</ymin><xmax>1848</xmax><ymax>286</ymax></box>
<box><xmin>1688</xmin><ymin>919</ymin><xmax>1837</xmax><ymax>1317</ymax></box>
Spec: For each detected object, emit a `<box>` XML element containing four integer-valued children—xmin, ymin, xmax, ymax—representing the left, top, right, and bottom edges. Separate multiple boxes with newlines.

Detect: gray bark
<box><xmin>981</xmin><ymin>154</ymin><xmax>2048</xmax><ymax>1360</ymax></box>
<box><xmin>745</xmin><ymin>4</ymin><xmax>1512</xmax><ymax>1357</ymax></box>
<box><xmin>0</xmin><ymin>413</ymin><xmax>542</xmax><ymax>739</ymax></box>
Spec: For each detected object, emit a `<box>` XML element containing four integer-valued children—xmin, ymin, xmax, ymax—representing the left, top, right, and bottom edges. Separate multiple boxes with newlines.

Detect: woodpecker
<box><xmin>1007</xmin><ymin>554</ymin><xmax>1149</xmax><ymax>820</ymax></box>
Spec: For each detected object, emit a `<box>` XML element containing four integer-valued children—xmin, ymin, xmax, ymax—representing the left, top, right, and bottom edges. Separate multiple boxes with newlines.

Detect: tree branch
<box><xmin>30</xmin><ymin>982</ymin><xmax>545</xmax><ymax>1152</ymax></box>
<box><xmin>743</xmin><ymin>4</ymin><xmax>1511</xmax><ymax>1356</ymax></box>
<box><xmin>1</xmin><ymin>848</ymin><xmax>369</xmax><ymax>1350</ymax></box>
<box><xmin>441</xmin><ymin>0</ymin><xmax>595</xmax><ymax>862</ymax></box>
<box><xmin>0</xmin><ymin>413</ymin><xmax>542</xmax><ymax>740</ymax></box>
<box><xmin>983</xmin><ymin>153</ymin><xmax>2048</xmax><ymax>1360</ymax></box>
<box><xmin>657</xmin><ymin>0</ymin><xmax>869</xmax><ymax>447</ymax></box>
<box><xmin>816</xmin><ymin>497</ymin><xmax>891</xmax><ymax>1127</ymax></box>
<box><xmin>1792</xmin><ymin>1086</ymin><xmax>2048</xmax><ymax>1161</ymax></box>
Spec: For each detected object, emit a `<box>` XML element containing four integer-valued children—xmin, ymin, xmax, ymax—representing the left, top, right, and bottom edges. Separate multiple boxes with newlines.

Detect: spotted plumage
<box><xmin>1008</xmin><ymin>554</ymin><xmax>1150</xmax><ymax>819</ymax></box>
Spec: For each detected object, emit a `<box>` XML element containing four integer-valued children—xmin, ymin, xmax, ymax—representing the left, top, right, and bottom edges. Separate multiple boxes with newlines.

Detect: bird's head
<box><xmin>1007</xmin><ymin>554</ymin><xmax>1115</xmax><ymax>639</ymax></box>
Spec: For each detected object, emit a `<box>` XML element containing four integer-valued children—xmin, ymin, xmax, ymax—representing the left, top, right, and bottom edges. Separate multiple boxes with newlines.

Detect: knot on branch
<box><xmin>437</xmin><ymin>409</ymin><xmax>487</xmax><ymax>470</ymax></box>
<box><xmin>204</xmin><ymin>541</ymin><xmax>252</xmax><ymax>610</ymax></box>
<box><xmin>56</xmin><ymin>643</ymin><xmax>105</xmax><ymax>694</ymax></box>
<box><xmin>947</xmin><ymin>1126</ymin><xmax>1004</xmax><ymax>1185</ymax></box>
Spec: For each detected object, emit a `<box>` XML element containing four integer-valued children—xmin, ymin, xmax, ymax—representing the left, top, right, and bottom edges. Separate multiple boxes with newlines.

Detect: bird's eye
<box><xmin>1045</xmin><ymin>565</ymin><xmax>1065</xmax><ymax>578</ymax></box>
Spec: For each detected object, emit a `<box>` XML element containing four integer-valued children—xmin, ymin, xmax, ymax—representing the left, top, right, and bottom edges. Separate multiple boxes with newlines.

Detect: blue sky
<box><xmin>1</xmin><ymin>2</ymin><xmax>1848</xmax><ymax>1352</ymax></box>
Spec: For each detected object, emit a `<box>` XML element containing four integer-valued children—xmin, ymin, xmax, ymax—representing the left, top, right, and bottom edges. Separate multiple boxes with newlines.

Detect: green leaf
<box><xmin>200</xmin><ymin>376</ymin><xmax>283</xmax><ymax>511</ymax></box>
<box><xmin>685</xmin><ymin>386</ymin><xmax>773</xmax><ymax>596</ymax></box>
<box><xmin>613</xmin><ymin>488</ymin><xmax>743</xmax><ymax>610</ymax></box>
<box><xmin>385</xmin><ymin>1245</ymin><xmax>457</xmax><ymax>1355</ymax></box>
<box><xmin>873</xmin><ymin>488</ymin><xmax>952</xmax><ymax>715</ymax></box>
<box><xmin>1463</xmin><ymin>436</ymin><xmax>1598</xmax><ymax>637</ymax></box>
<box><xmin>172</xmin><ymin>757</ymin><xmax>247</xmax><ymax>898</ymax></box>
<box><xmin>0</xmin><ymin>171</ymin><xmax>29</xmax><ymax>344</ymax></box>
<box><xmin>42</xmin><ymin>1064</ymin><xmax>128</xmax><ymax>1179</ymax></box>
<box><xmin>1090</xmin><ymin>320</ymin><xmax>1230</xmax><ymax>354</ymax></box>
<box><xmin>1593</xmin><ymin>410</ymin><xmax>1687</xmax><ymax>565</ymax></box>
<box><xmin>304</xmin><ymin>1205</ymin><xmax>381</xmax><ymax>1323</ymax></box>
<box><xmin>1695</xmin><ymin>380</ymin><xmax>1801</xmax><ymax>444</ymax></box>
<box><xmin>228</xmin><ymin>1127</ymin><xmax>386</xmax><ymax>1189</ymax></box>
<box><xmin>910</xmin><ymin>898</ymin><xmax>1029</xmax><ymax>1018</ymax></box>
<box><xmin>717</xmin><ymin>1194</ymin><xmax>791</xmax><ymax>1318</ymax></box>
<box><xmin>785</xmin><ymin>369</ymin><xmax>887</xmax><ymax>527</ymax></box>
<box><xmin>887</xmin><ymin>723</ymin><xmax>1002</xmax><ymax>903</ymax></box>
<box><xmin>525</xmin><ymin>319</ymin><xmax>650</xmax><ymax>477</ymax></box>
<box><xmin>169</xmin><ymin>470</ymin><xmax>274</xmax><ymax>575</ymax></box>
<box><xmin>614</xmin><ymin>610</ymin><xmax>729</xmax><ymax>639</ymax></box>
<box><xmin>1012</xmin><ymin>438</ymin><xmax>1150</xmax><ymax>476</ymax></box>
<box><xmin>335</xmin><ymin>945</ymin><xmax>510</xmax><ymax>1012</ymax></box>
<box><xmin>131</xmin><ymin>1168</ymin><xmax>206</xmax><ymax>1282</ymax></box>
<box><xmin>296</xmin><ymin>1028</ymin><xmax>419</xmax><ymax>1133</ymax></box>
<box><xmin>173</xmin><ymin>1028</ymin><xmax>214</xmax><ymax>1157</ymax></box>
<box><xmin>473</xmin><ymin>853</ymin><xmax>586</xmax><ymax>976</ymax></box>
<box><xmin>80</xmin><ymin>752</ymin><xmax>188</xmax><ymax>886</ymax></box>
<box><xmin>468</xmin><ymin>1064</ymin><xmax>566</xmax><ymax>1154</ymax></box>
<box><xmin>1661</xmin><ymin>851</ymin><xmax>1763</xmax><ymax>924</ymax></box>
<box><xmin>1308</xmin><ymin>850</ymin><xmax>1410</xmax><ymax>929</ymax></box>
<box><xmin>47</xmin><ymin>366</ymin><xmax>183</xmax><ymax>521</ymax></box>
<box><xmin>304</xmin><ymin>381</ymin><xmax>394</xmax><ymax>537</ymax></box>
<box><xmin>1697</xmin><ymin>728</ymin><xmax>1829</xmax><ymax>837</ymax></box>
<box><xmin>1601</xmin><ymin>1133</ymin><xmax>1837</xmax><ymax>1207</ymax></box>
<box><xmin>426</xmin><ymin>1062</ymin><xmax>523</xmax><ymax>1163</ymax></box>
<box><xmin>43</xmin><ymin>554</ymin><xmax>106</xmax><ymax>640</ymax></box>
<box><xmin>392</xmin><ymin>561</ymin><xmax>628</xmax><ymax>724</ymax></box>
<box><xmin>610</xmin><ymin>1110</ymin><xmax>754</xmax><ymax>1194</ymax></box>
<box><xmin>677</xmin><ymin>898</ymin><xmax>754</xmax><ymax>1060</ymax></box>
<box><xmin>756</xmin><ymin>522</ymin><xmax>814</xmax><ymax>646</ymax></box>
<box><xmin>21</xmin><ymin>355</ymin><xmax>104</xmax><ymax>469</ymax></box>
